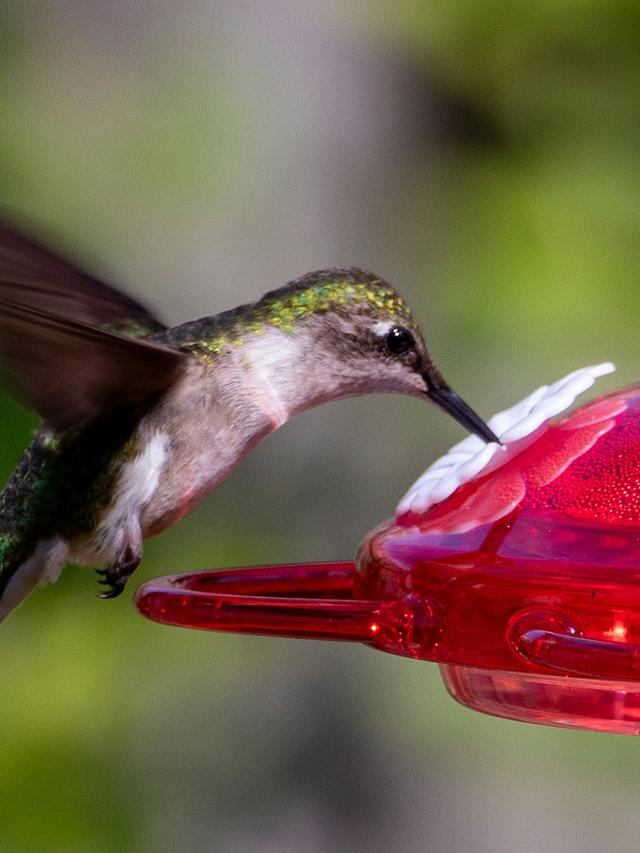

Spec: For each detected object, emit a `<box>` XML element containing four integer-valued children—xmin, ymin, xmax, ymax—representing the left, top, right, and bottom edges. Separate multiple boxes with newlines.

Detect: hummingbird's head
<box><xmin>259</xmin><ymin>268</ymin><xmax>499</xmax><ymax>444</ymax></box>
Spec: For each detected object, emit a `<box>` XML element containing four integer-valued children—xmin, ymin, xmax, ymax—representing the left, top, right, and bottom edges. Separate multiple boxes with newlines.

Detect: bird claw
<box><xmin>95</xmin><ymin>565</ymin><xmax>132</xmax><ymax>599</ymax></box>
<box><xmin>97</xmin><ymin>585</ymin><xmax>125</xmax><ymax>600</ymax></box>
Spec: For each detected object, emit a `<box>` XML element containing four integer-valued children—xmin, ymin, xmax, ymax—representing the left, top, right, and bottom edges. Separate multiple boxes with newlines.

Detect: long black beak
<box><xmin>426</xmin><ymin>382</ymin><xmax>500</xmax><ymax>444</ymax></box>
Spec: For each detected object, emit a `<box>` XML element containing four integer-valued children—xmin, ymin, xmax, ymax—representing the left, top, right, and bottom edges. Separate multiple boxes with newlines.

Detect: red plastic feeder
<box><xmin>136</xmin><ymin>364</ymin><xmax>640</xmax><ymax>734</ymax></box>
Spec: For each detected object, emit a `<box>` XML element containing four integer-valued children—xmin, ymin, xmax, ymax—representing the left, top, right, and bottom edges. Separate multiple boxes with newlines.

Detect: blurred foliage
<box><xmin>1</xmin><ymin>2</ymin><xmax>640</xmax><ymax>851</ymax></box>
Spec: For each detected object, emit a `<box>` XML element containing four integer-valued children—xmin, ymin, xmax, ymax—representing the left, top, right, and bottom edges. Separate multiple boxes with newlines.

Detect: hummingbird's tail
<box><xmin>0</xmin><ymin>437</ymin><xmax>69</xmax><ymax>621</ymax></box>
<box><xmin>0</xmin><ymin>535</ymin><xmax>68</xmax><ymax>621</ymax></box>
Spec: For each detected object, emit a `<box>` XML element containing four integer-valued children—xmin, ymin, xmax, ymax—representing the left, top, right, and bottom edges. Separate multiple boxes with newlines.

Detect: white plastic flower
<box><xmin>397</xmin><ymin>362</ymin><xmax>616</xmax><ymax>517</ymax></box>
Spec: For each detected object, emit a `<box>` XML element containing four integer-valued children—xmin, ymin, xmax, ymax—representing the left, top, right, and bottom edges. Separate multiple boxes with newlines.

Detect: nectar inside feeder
<box><xmin>135</xmin><ymin>361</ymin><xmax>640</xmax><ymax>735</ymax></box>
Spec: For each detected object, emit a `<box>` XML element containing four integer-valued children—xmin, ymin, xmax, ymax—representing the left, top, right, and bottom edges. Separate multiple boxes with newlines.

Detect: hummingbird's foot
<box><xmin>96</xmin><ymin>554</ymin><xmax>140</xmax><ymax>599</ymax></box>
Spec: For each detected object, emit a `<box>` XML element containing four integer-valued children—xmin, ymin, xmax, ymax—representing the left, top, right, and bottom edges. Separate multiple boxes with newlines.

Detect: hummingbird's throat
<box><xmin>239</xmin><ymin>332</ymin><xmax>294</xmax><ymax>429</ymax></box>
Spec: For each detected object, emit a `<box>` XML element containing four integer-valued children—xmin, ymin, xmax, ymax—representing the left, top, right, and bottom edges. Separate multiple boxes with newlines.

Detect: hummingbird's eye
<box><xmin>385</xmin><ymin>326</ymin><xmax>414</xmax><ymax>356</ymax></box>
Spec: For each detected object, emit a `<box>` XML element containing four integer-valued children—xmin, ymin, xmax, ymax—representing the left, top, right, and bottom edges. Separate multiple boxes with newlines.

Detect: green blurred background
<box><xmin>1</xmin><ymin>1</ymin><xmax>639</xmax><ymax>850</ymax></box>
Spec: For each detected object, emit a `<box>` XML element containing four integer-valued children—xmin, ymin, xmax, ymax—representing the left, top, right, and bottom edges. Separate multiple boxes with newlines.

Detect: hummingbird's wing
<box><xmin>0</xmin><ymin>218</ymin><xmax>188</xmax><ymax>431</ymax></box>
<box><xmin>0</xmin><ymin>299</ymin><xmax>187</xmax><ymax>432</ymax></box>
<box><xmin>0</xmin><ymin>217</ymin><xmax>166</xmax><ymax>337</ymax></box>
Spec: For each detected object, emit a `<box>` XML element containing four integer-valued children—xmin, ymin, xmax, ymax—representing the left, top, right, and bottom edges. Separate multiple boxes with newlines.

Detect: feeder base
<box><xmin>441</xmin><ymin>665</ymin><xmax>640</xmax><ymax>735</ymax></box>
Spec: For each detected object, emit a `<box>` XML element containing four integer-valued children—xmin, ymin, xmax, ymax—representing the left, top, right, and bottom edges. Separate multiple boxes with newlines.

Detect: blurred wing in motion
<box><xmin>0</xmin><ymin>219</ymin><xmax>188</xmax><ymax>431</ymax></box>
<box><xmin>0</xmin><ymin>216</ymin><xmax>167</xmax><ymax>337</ymax></box>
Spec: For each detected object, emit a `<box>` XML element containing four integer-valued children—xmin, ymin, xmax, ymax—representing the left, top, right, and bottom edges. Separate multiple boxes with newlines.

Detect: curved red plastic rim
<box><xmin>135</xmin><ymin>562</ymin><xmax>640</xmax><ymax>678</ymax></box>
<box><xmin>134</xmin><ymin>562</ymin><xmax>441</xmax><ymax>653</ymax></box>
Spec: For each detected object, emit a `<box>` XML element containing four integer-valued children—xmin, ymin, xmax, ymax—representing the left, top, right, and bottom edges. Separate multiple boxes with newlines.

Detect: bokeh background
<box><xmin>1</xmin><ymin>2</ymin><xmax>639</xmax><ymax>850</ymax></box>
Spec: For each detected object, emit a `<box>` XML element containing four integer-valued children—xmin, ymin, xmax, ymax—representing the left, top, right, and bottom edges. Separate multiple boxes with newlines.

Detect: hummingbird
<box><xmin>0</xmin><ymin>218</ymin><xmax>498</xmax><ymax>620</ymax></box>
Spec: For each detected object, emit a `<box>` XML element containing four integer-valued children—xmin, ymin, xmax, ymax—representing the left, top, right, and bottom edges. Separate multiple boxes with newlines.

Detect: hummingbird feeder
<box><xmin>135</xmin><ymin>362</ymin><xmax>640</xmax><ymax>735</ymax></box>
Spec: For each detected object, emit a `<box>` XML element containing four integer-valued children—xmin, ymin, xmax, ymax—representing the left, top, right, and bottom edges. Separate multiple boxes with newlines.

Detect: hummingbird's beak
<box><xmin>425</xmin><ymin>381</ymin><xmax>501</xmax><ymax>445</ymax></box>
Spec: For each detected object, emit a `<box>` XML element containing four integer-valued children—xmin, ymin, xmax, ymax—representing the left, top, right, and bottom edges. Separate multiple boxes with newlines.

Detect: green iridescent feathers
<box><xmin>165</xmin><ymin>268</ymin><xmax>417</xmax><ymax>360</ymax></box>
<box><xmin>260</xmin><ymin>269</ymin><xmax>414</xmax><ymax>330</ymax></box>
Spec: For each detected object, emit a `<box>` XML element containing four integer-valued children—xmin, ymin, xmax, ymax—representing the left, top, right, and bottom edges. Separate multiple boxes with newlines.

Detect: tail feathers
<box><xmin>0</xmin><ymin>537</ymin><xmax>68</xmax><ymax>621</ymax></box>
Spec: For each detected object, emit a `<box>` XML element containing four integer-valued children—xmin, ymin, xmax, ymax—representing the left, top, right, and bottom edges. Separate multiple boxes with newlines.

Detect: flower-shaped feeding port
<box><xmin>136</xmin><ymin>362</ymin><xmax>640</xmax><ymax>734</ymax></box>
